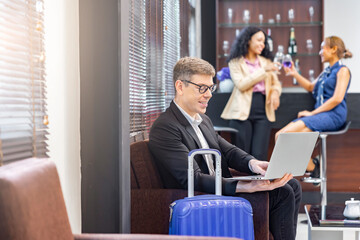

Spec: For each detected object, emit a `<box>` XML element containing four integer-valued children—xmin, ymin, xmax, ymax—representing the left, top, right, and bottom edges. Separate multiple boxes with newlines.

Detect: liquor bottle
<box><xmin>293</xmin><ymin>59</ymin><xmax>300</xmax><ymax>85</ymax></box>
<box><xmin>288</xmin><ymin>27</ymin><xmax>297</xmax><ymax>55</ymax></box>
<box><xmin>267</xmin><ymin>28</ymin><xmax>273</xmax><ymax>52</ymax></box>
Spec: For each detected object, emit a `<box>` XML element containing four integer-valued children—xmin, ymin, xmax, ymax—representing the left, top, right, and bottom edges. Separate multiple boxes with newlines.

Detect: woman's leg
<box><xmin>229</xmin><ymin>119</ymin><xmax>252</xmax><ymax>153</ymax></box>
<box><xmin>251</xmin><ymin>117</ymin><xmax>272</xmax><ymax>161</ymax></box>
<box><xmin>247</xmin><ymin>92</ymin><xmax>270</xmax><ymax>160</ymax></box>
<box><xmin>275</xmin><ymin>120</ymin><xmax>312</xmax><ymax>141</ymax></box>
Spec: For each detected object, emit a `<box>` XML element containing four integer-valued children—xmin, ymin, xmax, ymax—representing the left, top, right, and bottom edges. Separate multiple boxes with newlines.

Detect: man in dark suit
<box><xmin>149</xmin><ymin>57</ymin><xmax>301</xmax><ymax>240</ymax></box>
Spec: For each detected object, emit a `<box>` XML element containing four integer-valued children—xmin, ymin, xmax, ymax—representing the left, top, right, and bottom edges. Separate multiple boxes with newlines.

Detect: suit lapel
<box><xmin>169</xmin><ymin>101</ymin><xmax>209</xmax><ymax>173</ymax></box>
<box><xmin>185</xmin><ymin>125</ymin><xmax>202</xmax><ymax>149</ymax></box>
<box><xmin>199</xmin><ymin>118</ymin><xmax>231</xmax><ymax>176</ymax></box>
<box><xmin>199</xmin><ymin>122</ymin><xmax>217</xmax><ymax>149</ymax></box>
<box><xmin>169</xmin><ymin>101</ymin><xmax>202</xmax><ymax>149</ymax></box>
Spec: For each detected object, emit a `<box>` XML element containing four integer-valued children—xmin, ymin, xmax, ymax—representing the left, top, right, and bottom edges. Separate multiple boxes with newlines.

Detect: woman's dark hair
<box><xmin>227</xmin><ymin>26</ymin><xmax>273</xmax><ymax>63</ymax></box>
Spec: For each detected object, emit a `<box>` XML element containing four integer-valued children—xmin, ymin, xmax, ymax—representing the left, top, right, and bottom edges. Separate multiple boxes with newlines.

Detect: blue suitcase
<box><xmin>169</xmin><ymin>149</ymin><xmax>254</xmax><ymax>240</ymax></box>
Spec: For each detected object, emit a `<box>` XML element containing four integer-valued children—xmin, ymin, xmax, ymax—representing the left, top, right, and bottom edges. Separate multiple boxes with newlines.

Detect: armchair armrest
<box><xmin>74</xmin><ymin>234</ymin><xmax>125</xmax><ymax>240</ymax></box>
<box><xmin>74</xmin><ymin>233</ymin><xmax>241</xmax><ymax>240</ymax></box>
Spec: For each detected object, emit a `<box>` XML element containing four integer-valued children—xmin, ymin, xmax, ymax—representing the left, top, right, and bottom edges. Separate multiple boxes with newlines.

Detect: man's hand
<box><xmin>235</xmin><ymin>173</ymin><xmax>293</xmax><ymax>193</ymax></box>
<box><xmin>249</xmin><ymin>159</ymin><xmax>268</xmax><ymax>176</ymax></box>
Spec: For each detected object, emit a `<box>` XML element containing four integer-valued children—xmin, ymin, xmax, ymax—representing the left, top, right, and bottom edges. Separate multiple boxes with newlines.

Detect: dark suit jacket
<box><xmin>149</xmin><ymin>101</ymin><xmax>255</xmax><ymax>195</ymax></box>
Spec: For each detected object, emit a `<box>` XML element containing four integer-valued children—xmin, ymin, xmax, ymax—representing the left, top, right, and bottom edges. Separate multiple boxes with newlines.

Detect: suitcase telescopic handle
<box><xmin>188</xmin><ymin>149</ymin><xmax>222</xmax><ymax>197</ymax></box>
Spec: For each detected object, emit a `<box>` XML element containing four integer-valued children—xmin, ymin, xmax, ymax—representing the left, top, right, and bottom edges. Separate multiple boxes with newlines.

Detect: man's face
<box><xmin>175</xmin><ymin>74</ymin><xmax>214</xmax><ymax>118</ymax></box>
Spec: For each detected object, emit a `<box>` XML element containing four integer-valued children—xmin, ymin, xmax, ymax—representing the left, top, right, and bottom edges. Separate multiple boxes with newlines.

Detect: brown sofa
<box><xmin>0</xmin><ymin>158</ymin><xmax>238</xmax><ymax>240</ymax></box>
<box><xmin>130</xmin><ymin>140</ymin><xmax>270</xmax><ymax>240</ymax></box>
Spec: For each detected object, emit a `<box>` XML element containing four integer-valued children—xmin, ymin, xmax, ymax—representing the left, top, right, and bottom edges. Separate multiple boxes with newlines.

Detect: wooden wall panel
<box><xmin>269</xmin><ymin>129</ymin><xmax>360</xmax><ymax>192</ymax></box>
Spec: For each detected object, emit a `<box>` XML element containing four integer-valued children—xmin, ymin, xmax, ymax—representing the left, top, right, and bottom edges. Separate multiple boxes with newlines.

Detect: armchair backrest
<box><xmin>130</xmin><ymin>140</ymin><xmax>163</xmax><ymax>189</ymax></box>
<box><xmin>0</xmin><ymin>158</ymin><xmax>73</xmax><ymax>240</ymax></box>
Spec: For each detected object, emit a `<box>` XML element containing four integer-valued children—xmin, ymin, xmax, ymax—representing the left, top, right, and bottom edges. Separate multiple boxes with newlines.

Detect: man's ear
<box><xmin>175</xmin><ymin>80</ymin><xmax>184</xmax><ymax>96</ymax></box>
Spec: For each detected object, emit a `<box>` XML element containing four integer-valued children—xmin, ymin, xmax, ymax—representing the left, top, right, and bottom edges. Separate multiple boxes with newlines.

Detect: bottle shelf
<box><xmin>217</xmin><ymin>52</ymin><xmax>319</xmax><ymax>58</ymax></box>
<box><xmin>216</xmin><ymin>0</ymin><xmax>323</xmax><ymax>88</ymax></box>
<box><xmin>218</xmin><ymin>21</ymin><xmax>323</xmax><ymax>28</ymax></box>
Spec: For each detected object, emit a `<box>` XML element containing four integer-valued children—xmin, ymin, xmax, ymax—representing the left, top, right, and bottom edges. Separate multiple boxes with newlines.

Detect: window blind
<box><xmin>0</xmin><ymin>0</ymin><xmax>48</xmax><ymax>165</ymax></box>
<box><xmin>129</xmin><ymin>0</ymin><xmax>180</xmax><ymax>142</ymax></box>
<box><xmin>129</xmin><ymin>0</ymin><xmax>147</xmax><ymax>141</ymax></box>
<box><xmin>163</xmin><ymin>0</ymin><xmax>180</xmax><ymax>107</ymax></box>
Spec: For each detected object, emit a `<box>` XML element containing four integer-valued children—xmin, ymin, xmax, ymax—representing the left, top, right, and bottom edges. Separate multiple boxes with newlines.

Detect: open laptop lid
<box><xmin>264</xmin><ymin>132</ymin><xmax>319</xmax><ymax>179</ymax></box>
<box><xmin>231</xmin><ymin>132</ymin><xmax>319</xmax><ymax>180</ymax></box>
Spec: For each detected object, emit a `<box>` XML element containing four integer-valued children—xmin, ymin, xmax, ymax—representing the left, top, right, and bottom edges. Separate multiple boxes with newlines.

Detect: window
<box><xmin>128</xmin><ymin>0</ymin><xmax>182</xmax><ymax>142</ymax></box>
<box><xmin>0</xmin><ymin>0</ymin><xmax>48</xmax><ymax>165</ymax></box>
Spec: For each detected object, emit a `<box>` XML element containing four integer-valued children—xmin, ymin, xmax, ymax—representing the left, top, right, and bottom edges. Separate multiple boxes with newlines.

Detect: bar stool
<box><xmin>213</xmin><ymin>126</ymin><xmax>238</xmax><ymax>144</ymax></box>
<box><xmin>303</xmin><ymin>121</ymin><xmax>351</xmax><ymax>208</ymax></box>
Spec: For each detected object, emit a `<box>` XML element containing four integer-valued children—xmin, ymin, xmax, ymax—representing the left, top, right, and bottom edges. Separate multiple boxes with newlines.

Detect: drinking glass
<box><xmin>306</xmin><ymin>39</ymin><xmax>313</xmax><ymax>54</ymax></box>
<box><xmin>276</xmin><ymin>13</ymin><xmax>281</xmax><ymax>24</ymax></box>
<box><xmin>235</xmin><ymin>29</ymin><xmax>240</xmax><ymax>37</ymax></box>
<box><xmin>273</xmin><ymin>45</ymin><xmax>284</xmax><ymax>73</ymax></box>
<box><xmin>243</xmin><ymin>9</ymin><xmax>250</xmax><ymax>24</ymax></box>
<box><xmin>309</xmin><ymin>6</ymin><xmax>314</xmax><ymax>22</ymax></box>
<box><xmin>227</xmin><ymin>8</ymin><xmax>233</xmax><ymax>24</ymax></box>
<box><xmin>259</xmin><ymin>14</ymin><xmax>263</xmax><ymax>24</ymax></box>
<box><xmin>223</xmin><ymin>40</ymin><xmax>229</xmax><ymax>56</ymax></box>
<box><xmin>283</xmin><ymin>54</ymin><xmax>293</xmax><ymax>75</ymax></box>
<box><xmin>288</xmin><ymin>9</ymin><xmax>294</xmax><ymax>23</ymax></box>
<box><xmin>268</xmin><ymin>19</ymin><xmax>275</xmax><ymax>24</ymax></box>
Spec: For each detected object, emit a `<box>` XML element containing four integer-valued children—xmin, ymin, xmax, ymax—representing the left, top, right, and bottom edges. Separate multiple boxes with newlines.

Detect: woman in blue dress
<box><xmin>275</xmin><ymin>36</ymin><xmax>352</xmax><ymax>176</ymax></box>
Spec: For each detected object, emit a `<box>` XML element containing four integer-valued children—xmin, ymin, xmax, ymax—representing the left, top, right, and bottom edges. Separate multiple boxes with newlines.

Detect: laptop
<box><xmin>231</xmin><ymin>132</ymin><xmax>319</xmax><ymax>180</ymax></box>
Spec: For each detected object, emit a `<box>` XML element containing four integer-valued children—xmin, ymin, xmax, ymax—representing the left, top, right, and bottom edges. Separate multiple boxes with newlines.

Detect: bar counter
<box><xmin>207</xmin><ymin>91</ymin><xmax>360</xmax><ymax>129</ymax></box>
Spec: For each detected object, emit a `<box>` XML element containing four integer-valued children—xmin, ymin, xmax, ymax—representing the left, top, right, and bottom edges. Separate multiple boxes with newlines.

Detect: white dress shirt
<box><xmin>174</xmin><ymin>101</ymin><xmax>215</xmax><ymax>175</ymax></box>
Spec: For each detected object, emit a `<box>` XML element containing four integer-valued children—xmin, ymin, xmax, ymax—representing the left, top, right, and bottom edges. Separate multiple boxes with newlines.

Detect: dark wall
<box><xmin>79</xmin><ymin>0</ymin><xmax>120</xmax><ymax>233</ymax></box>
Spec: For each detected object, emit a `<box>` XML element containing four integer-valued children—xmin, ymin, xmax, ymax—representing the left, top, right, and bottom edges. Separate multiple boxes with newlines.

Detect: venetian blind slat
<box><xmin>0</xmin><ymin>0</ymin><xmax>48</xmax><ymax>164</ymax></box>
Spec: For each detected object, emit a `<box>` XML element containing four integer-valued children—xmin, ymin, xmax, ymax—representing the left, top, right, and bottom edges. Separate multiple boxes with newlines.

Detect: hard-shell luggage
<box><xmin>169</xmin><ymin>149</ymin><xmax>255</xmax><ymax>240</ymax></box>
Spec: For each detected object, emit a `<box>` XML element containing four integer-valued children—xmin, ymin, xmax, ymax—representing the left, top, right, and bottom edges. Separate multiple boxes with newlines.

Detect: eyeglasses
<box><xmin>181</xmin><ymin>80</ymin><xmax>217</xmax><ymax>94</ymax></box>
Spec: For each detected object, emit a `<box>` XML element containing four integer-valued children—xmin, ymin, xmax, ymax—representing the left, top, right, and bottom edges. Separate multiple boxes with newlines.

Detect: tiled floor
<box><xmin>296</xmin><ymin>213</ymin><xmax>308</xmax><ymax>240</ymax></box>
<box><xmin>296</xmin><ymin>213</ymin><xmax>360</xmax><ymax>240</ymax></box>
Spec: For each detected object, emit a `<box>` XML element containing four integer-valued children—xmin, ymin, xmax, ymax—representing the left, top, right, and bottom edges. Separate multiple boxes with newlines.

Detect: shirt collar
<box><xmin>244</xmin><ymin>57</ymin><xmax>259</xmax><ymax>66</ymax></box>
<box><xmin>325</xmin><ymin>60</ymin><xmax>342</xmax><ymax>76</ymax></box>
<box><xmin>331</xmin><ymin>60</ymin><xmax>341</xmax><ymax>70</ymax></box>
<box><xmin>173</xmin><ymin>100</ymin><xmax>203</xmax><ymax>126</ymax></box>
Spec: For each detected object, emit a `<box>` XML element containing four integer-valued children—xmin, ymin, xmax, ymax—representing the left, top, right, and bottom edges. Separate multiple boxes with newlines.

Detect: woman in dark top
<box><xmin>276</xmin><ymin>36</ymin><xmax>352</xmax><ymax>176</ymax></box>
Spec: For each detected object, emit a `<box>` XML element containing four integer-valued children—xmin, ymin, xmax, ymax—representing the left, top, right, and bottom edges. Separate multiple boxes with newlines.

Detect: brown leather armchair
<box><xmin>130</xmin><ymin>140</ymin><xmax>270</xmax><ymax>240</ymax></box>
<box><xmin>0</xmin><ymin>158</ymin><xmax>237</xmax><ymax>240</ymax></box>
